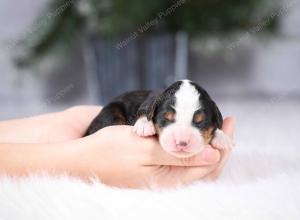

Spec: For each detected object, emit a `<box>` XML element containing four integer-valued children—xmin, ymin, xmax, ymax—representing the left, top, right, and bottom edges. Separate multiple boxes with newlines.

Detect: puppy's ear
<box><xmin>136</xmin><ymin>92</ymin><xmax>160</xmax><ymax>121</ymax></box>
<box><xmin>139</xmin><ymin>91</ymin><xmax>167</xmax><ymax>121</ymax></box>
<box><xmin>145</xmin><ymin>94</ymin><xmax>160</xmax><ymax>121</ymax></box>
<box><xmin>191</xmin><ymin>82</ymin><xmax>223</xmax><ymax>129</ymax></box>
<box><xmin>138</xmin><ymin>81</ymin><xmax>182</xmax><ymax>121</ymax></box>
<box><xmin>210</xmin><ymin>100</ymin><xmax>223</xmax><ymax>129</ymax></box>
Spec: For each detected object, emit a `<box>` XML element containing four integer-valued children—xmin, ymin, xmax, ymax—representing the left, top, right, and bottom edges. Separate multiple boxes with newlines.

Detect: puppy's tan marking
<box><xmin>165</xmin><ymin>111</ymin><xmax>175</xmax><ymax>122</ymax></box>
<box><xmin>201</xmin><ymin>126</ymin><xmax>214</xmax><ymax>145</ymax></box>
<box><xmin>194</xmin><ymin>112</ymin><xmax>205</xmax><ymax>124</ymax></box>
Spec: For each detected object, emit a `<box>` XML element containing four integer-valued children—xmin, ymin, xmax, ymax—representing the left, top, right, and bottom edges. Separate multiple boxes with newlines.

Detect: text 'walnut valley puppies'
<box><xmin>85</xmin><ymin>80</ymin><xmax>233</xmax><ymax>158</ymax></box>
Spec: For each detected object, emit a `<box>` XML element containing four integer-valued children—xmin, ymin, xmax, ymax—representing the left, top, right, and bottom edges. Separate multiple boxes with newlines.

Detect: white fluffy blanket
<box><xmin>1</xmin><ymin>100</ymin><xmax>300</xmax><ymax>220</ymax></box>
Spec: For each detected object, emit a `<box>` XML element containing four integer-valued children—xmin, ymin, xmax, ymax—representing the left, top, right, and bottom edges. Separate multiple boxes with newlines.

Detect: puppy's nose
<box><xmin>175</xmin><ymin>140</ymin><xmax>190</xmax><ymax>151</ymax></box>
<box><xmin>178</xmin><ymin>141</ymin><xmax>188</xmax><ymax>147</ymax></box>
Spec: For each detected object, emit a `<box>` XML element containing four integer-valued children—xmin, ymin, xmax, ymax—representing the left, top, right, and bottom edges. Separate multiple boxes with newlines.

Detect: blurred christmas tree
<box><xmin>16</xmin><ymin>0</ymin><xmax>280</xmax><ymax>67</ymax></box>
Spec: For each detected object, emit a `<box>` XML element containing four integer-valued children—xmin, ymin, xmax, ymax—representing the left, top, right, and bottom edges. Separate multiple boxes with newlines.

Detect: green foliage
<box><xmin>17</xmin><ymin>0</ymin><xmax>280</xmax><ymax>67</ymax></box>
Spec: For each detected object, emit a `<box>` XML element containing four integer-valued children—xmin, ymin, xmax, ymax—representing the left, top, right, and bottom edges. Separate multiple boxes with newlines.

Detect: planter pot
<box><xmin>84</xmin><ymin>32</ymin><xmax>188</xmax><ymax>104</ymax></box>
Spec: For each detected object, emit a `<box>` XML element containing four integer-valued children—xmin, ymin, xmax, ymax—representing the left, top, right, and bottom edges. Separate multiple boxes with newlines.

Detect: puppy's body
<box><xmin>86</xmin><ymin>80</ymin><xmax>231</xmax><ymax>158</ymax></box>
<box><xmin>85</xmin><ymin>90</ymin><xmax>152</xmax><ymax>134</ymax></box>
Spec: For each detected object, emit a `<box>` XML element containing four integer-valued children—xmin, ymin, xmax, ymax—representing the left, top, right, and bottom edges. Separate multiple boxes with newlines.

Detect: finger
<box><xmin>206</xmin><ymin>117</ymin><xmax>235</xmax><ymax>180</ymax></box>
<box><xmin>146</xmin><ymin>164</ymin><xmax>218</xmax><ymax>188</ymax></box>
<box><xmin>179</xmin><ymin>164</ymin><xmax>219</xmax><ymax>185</ymax></box>
<box><xmin>146</xmin><ymin>146</ymin><xmax>221</xmax><ymax>167</ymax></box>
<box><xmin>222</xmin><ymin>116</ymin><xmax>236</xmax><ymax>140</ymax></box>
<box><xmin>206</xmin><ymin>148</ymin><xmax>231</xmax><ymax>180</ymax></box>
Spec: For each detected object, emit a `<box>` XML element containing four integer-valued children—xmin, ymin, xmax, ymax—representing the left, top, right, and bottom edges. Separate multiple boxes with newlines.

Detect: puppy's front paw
<box><xmin>133</xmin><ymin>116</ymin><xmax>156</xmax><ymax>137</ymax></box>
<box><xmin>211</xmin><ymin>129</ymin><xmax>233</xmax><ymax>150</ymax></box>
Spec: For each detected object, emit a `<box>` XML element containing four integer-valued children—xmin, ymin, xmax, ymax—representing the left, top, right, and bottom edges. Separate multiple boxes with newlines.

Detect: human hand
<box><xmin>74</xmin><ymin>117</ymin><xmax>235</xmax><ymax>188</ymax></box>
<box><xmin>0</xmin><ymin>105</ymin><xmax>234</xmax><ymax>188</ymax></box>
<box><xmin>206</xmin><ymin>117</ymin><xmax>235</xmax><ymax>180</ymax></box>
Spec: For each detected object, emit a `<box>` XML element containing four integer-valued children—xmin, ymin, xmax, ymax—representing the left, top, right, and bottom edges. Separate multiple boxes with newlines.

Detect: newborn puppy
<box><xmin>85</xmin><ymin>79</ymin><xmax>232</xmax><ymax>158</ymax></box>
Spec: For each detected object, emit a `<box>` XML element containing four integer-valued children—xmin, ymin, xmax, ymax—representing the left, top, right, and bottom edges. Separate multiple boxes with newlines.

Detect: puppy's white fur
<box><xmin>173</xmin><ymin>80</ymin><xmax>201</xmax><ymax>126</ymax></box>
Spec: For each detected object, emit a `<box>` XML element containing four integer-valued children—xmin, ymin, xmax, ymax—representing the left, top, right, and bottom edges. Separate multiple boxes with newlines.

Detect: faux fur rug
<box><xmin>1</xmin><ymin>100</ymin><xmax>300</xmax><ymax>220</ymax></box>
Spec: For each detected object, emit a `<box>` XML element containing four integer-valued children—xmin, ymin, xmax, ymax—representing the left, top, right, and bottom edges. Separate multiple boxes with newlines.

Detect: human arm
<box><xmin>0</xmin><ymin>127</ymin><xmax>219</xmax><ymax>188</ymax></box>
<box><xmin>0</xmin><ymin>106</ymin><xmax>102</xmax><ymax>143</ymax></box>
<box><xmin>0</xmin><ymin>112</ymin><xmax>234</xmax><ymax>188</ymax></box>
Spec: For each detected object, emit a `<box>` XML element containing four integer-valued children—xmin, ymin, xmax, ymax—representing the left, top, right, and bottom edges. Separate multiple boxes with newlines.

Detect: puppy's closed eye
<box><xmin>193</xmin><ymin>112</ymin><xmax>205</xmax><ymax>124</ymax></box>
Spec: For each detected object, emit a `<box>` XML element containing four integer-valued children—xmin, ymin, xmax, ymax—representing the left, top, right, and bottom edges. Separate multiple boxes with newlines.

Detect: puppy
<box><xmin>85</xmin><ymin>79</ymin><xmax>232</xmax><ymax>158</ymax></box>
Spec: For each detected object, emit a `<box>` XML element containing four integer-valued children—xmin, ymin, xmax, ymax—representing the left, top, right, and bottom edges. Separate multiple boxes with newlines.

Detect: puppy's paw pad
<box><xmin>133</xmin><ymin>117</ymin><xmax>156</xmax><ymax>137</ymax></box>
<box><xmin>211</xmin><ymin>129</ymin><xmax>233</xmax><ymax>150</ymax></box>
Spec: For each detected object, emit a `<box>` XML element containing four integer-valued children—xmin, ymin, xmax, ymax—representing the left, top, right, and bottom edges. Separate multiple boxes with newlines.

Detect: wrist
<box><xmin>71</xmin><ymin>133</ymin><xmax>109</xmax><ymax>179</ymax></box>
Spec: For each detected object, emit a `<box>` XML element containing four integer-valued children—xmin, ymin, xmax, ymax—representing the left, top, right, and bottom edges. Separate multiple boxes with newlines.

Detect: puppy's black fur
<box><xmin>190</xmin><ymin>82</ymin><xmax>223</xmax><ymax>131</ymax></box>
<box><xmin>85</xmin><ymin>90</ymin><xmax>151</xmax><ymax>135</ymax></box>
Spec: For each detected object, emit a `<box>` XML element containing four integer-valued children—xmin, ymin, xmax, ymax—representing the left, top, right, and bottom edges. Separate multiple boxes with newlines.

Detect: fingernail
<box><xmin>202</xmin><ymin>148</ymin><xmax>220</xmax><ymax>163</ymax></box>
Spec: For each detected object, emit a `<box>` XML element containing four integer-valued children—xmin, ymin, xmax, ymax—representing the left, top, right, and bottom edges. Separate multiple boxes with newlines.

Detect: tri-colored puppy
<box><xmin>86</xmin><ymin>79</ymin><xmax>232</xmax><ymax>158</ymax></box>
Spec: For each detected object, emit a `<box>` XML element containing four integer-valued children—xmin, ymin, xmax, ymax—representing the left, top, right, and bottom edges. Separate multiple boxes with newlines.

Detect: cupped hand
<box><xmin>75</xmin><ymin>117</ymin><xmax>235</xmax><ymax>188</ymax></box>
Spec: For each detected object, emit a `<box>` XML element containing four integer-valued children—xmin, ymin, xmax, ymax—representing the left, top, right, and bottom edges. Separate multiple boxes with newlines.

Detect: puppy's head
<box><xmin>147</xmin><ymin>80</ymin><xmax>222</xmax><ymax>158</ymax></box>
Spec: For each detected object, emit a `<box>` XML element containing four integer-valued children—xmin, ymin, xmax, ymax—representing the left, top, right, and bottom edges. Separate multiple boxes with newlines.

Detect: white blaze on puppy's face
<box><xmin>174</xmin><ymin>80</ymin><xmax>201</xmax><ymax>125</ymax></box>
<box><xmin>159</xmin><ymin>80</ymin><xmax>207</xmax><ymax>158</ymax></box>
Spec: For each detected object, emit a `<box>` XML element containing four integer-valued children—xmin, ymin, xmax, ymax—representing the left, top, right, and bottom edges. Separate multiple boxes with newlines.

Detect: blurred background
<box><xmin>0</xmin><ymin>0</ymin><xmax>299</xmax><ymax>149</ymax></box>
